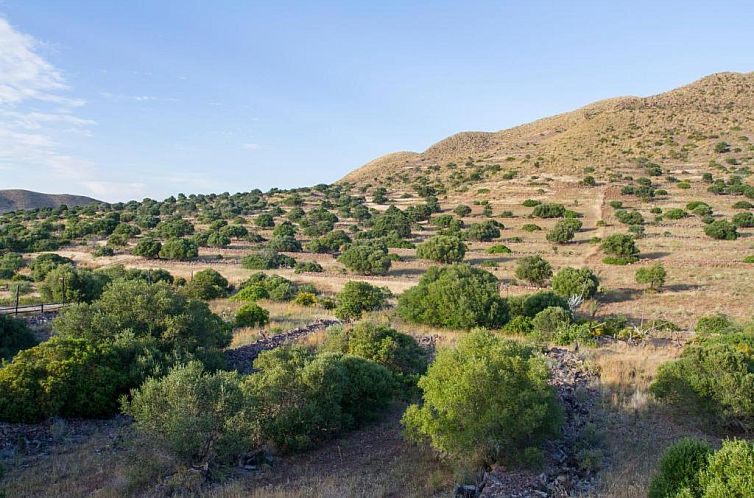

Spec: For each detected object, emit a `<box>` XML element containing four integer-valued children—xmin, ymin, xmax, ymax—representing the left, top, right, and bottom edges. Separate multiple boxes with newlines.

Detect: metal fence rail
<box><xmin>0</xmin><ymin>302</ymin><xmax>69</xmax><ymax>316</ymax></box>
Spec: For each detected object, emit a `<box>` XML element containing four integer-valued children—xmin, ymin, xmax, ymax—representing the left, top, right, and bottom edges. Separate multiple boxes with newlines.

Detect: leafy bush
<box><xmin>294</xmin><ymin>261</ymin><xmax>324</xmax><ymax>273</ymax></box>
<box><xmin>54</xmin><ymin>279</ymin><xmax>231</xmax><ymax>370</ymax></box>
<box><xmin>370</xmin><ymin>206</ymin><xmax>411</xmax><ymax>239</ymax></box>
<box><xmin>487</xmin><ymin>244</ymin><xmax>512</xmax><ymax>254</ymax></box>
<box><xmin>238</xmin><ymin>273</ymin><xmax>299</xmax><ymax>301</ymax></box>
<box><xmin>453</xmin><ymin>205</ymin><xmax>471</xmax><ymax>217</ymax></box>
<box><xmin>522</xmin><ymin>199</ymin><xmax>541</xmax><ymax>207</ymax></box>
<box><xmin>648</xmin><ymin>438</ymin><xmax>712</xmax><ymax>498</ymax></box>
<box><xmin>0</xmin><ymin>253</ymin><xmax>23</xmax><ymax>279</ymax></box>
<box><xmin>267</xmin><ymin>235</ymin><xmax>302</xmax><ymax>253</ymax></box>
<box><xmin>650</xmin><ymin>331</ymin><xmax>754</xmax><ymax>431</ymax></box>
<box><xmin>337</xmin><ymin>242</ymin><xmax>391</xmax><ymax>275</ymax></box>
<box><xmin>416</xmin><ymin>235</ymin><xmax>466</xmax><ymax>263</ymax></box>
<box><xmin>546</xmin><ymin>219</ymin><xmax>582</xmax><ymax>243</ymax></box>
<box><xmin>322</xmin><ymin>322</ymin><xmax>427</xmax><ymax>394</ymax></box>
<box><xmin>401</xmin><ymin>330</ymin><xmax>561</xmax><ymax>466</ymax></box>
<box><xmin>0</xmin><ymin>337</ymin><xmax>127</xmax><ymax>422</ymax></box>
<box><xmin>242</xmin><ymin>248</ymin><xmax>296</xmax><ymax>269</ymax></box>
<box><xmin>521</xmin><ymin>223</ymin><xmax>541</xmax><ymax>232</ymax></box>
<box><xmin>397</xmin><ymin>264</ymin><xmax>508</xmax><ymax>329</ymax></box>
<box><xmin>508</xmin><ymin>291</ymin><xmax>569</xmax><ymax>318</ymax></box>
<box><xmin>732</xmin><ymin>212</ymin><xmax>754</xmax><ymax>228</ymax></box>
<box><xmin>334</xmin><ymin>281</ymin><xmax>389</xmax><ymax>321</ymax></box>
<box><xmin>182</xmin><ymin>269</ymin><xmax>229</xmax><ymax>300</ymax></box>
<box><xmin>615</xmin><ymin>209</ymin><xmax>644</xmax><ymax>225</ymax></box>
<box><xmin>694</xmin><ymin>313</ymin><xmax>739</xmax><ymax>335</ymax></box>
<box><xmin>40</xmin><ymin>265</ymin><xmax>110</xmax><ymax>303</ymax></box>
<box><xmin>704</xmin><ymin>220</ymin><xmax>738</xmax><ymax>240</ymax></box>
<box><xmin>29</xmin><ymin>253</ymin><xmax>73</xmax><ymax>281</ymax></box>
<box><xmin>465</xmin><ymin>220</ymin><xmax>501</xmax><ymax>241</ymax></box>
<box><xmin>664</xmin><ymin>208</ymin><xmax>688</xmax><ymax>220</ymax></box>
<box><xmin>635</xmin><ymin>263</ymin><xmax>667</xmax><ymax>291</ymax></box>
<box><xmin>601</xmin><ymin>233</ymin><xmax>639</xmax><ymax>263</ymax></box>
<box><xmin>305</xmin><ymin>230</ymin><xmax>351</xmax><ymax>254</ymax></box>
<box><xmin>124</xmin><ymin>362</ymin><xmax>255</xmax><ymax>468</ymax></box>
<box><xmin>159</xmin><ymin>238</ymin><xmax>199</xmax><ymax>261</ymax></box>
<box><xmin>531</xmin><ymin>306</ymin><xmax>572</xmax><ymax>341</ymax></box>
<box><xmin>551</xmin><ymin>267</ymin><xmax>599</xmax><ymax>299</ymax></box>
<box><xmin>255</xmin><ymin>213</ymin><xmax>275</xmax><ymax>228</ymax></box>
<box><xmin>532</xmin><ymin>203</ymin><xmax>565</xmax><ymax>218</ymax></box>
<box><xmin>515</xmin><ymin>255</ymin><xmax>552</xmax><ymax>286</ymax></box>
<box><xmin>246</xmin><ymin>347</ymin><xmax>395</xmax><ymax>453</ymax></box>
<box><xmin>235</xmin><ymin>302</ymin><xmax>270</xmax><ymax>328</ymax></box>
<box><xmin>294</xmin><ymin>291</ymin><xmax>317</xmax><ymax>306</ymax></box>
<box><xmin>0</xmin><ymin>314</ymin><xmax>38</xmax><ymax>361</ymax></box>
<box><xmin>697</xmin><ymin>439</ymin><xmax>754</xmax><ymax>496</ymax></box>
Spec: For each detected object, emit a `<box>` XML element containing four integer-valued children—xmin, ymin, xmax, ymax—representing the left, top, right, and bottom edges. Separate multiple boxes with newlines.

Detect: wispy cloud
<box><xmin>0</xmin><ymin>16</ymin><xmax>100</xmax><ymax>191</ymax></box>
<box><xmin>99</xmin><ymin>91</ymin><xmax>177</xmax><ymax>103</ymax></box>
<box><xmin>242</xmin><ymin>143</ymin><xmax>260</xmax><ymax>150</ymax></box>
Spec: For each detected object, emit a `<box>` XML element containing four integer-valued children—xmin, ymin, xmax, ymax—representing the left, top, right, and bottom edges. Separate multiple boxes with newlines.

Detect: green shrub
<box><xmin>334</xmin><ymin>281</ymin><xmax>389</xmax><ymax>321</ymax></box>
<box><xmin>267</xmin><ymin>235</ymin><xmax>302</xmax><ymax>253</ymax></box>
<box><xmin>522</xmin><ymin>199</ymin><xmax>541</xmax><ymax>207</ymax></box>
<box><xmin>416</xmin><ymin>235</ymin><xmax>466</xmax><ymax>263</ymax></box>
<box><xmin>694</xmin><ymin>313</ymin><xmax>739</xmax><ymax>335</ymax></box>
<box><xmin>487</xmin><ymin>244</ymin><xmax>512</xmax><ymax>254</ymax></box>
<box><xmin>546</xmin><ymin>219</ymin><xmax>582</xmax><ymax>243</ymax></box>
<box><xmin>322</xmin><ymin>322</ymin><xmax>427</xmax><ymax>394</ymax></box>
<box><xmin>648</xmin><ymin>438</ymin><xmax>712</xmax><ymax>498</ymax></box>
<box><xmin>515</xmin><ymin>255</ymin><xmax>552</xmax><ymax>286</ymax></box>
<box><xmin>401</xmin><ymin>330</ymin><xmax>562</xmax><ymax>466</ymax></box>
<box><xmin>305</xmin><ymin>230</ymin><xmax>351</xmax><ymax>254</ymax></box>
<box><xmin>182</xmin><ymin>269</ymin><xmax>229</xmax><ymax>300</ymax></box>
<box><xmin>294</xmin><ymin>291</ymin><xmax>317</xmax><ymax>306</ymax></box>
<box><xmin>508</xmin><ymin>291</ymin><xmax>569</xmax><ymax>318</ymax></box>
<box><xmin>93</xmin><ymin>246</ymin><xmax>115</xmax><ymax>257</ymax></box>
<box><xmin>29</xmin><ymin>253</ymin><xmax>74</xmax><ymax>281</ymax></box>
<box><xmin>732</xmin><ymin>212</ymin><xmax>754</xmax><ymax>228</ymax></box>
<box><xmin>453</xmin><ymin>205</ymin><xmax>472</xmax><ymax>217</ymax></box>
<box><xmin>397</xmin><ymin>264</ymin><xmax>509</xmax><ymax>329</ymax></box>
<box><xmin>40</xmin><ymin>265</ymin><xmax>110</xmax><ymax>303</ymax></box>
<box><xmin>294</xmin><ymin>261</ymin><xmax>324</xmax><ymax>273</ymax></box>
<box><xmin>54</xmin><ymin>279</ymin><xmax>231</xmax><ymax>369</ymax></box>
<box><xmin>0</xmin><ymin>252</ymin><xmax>23</xmax><ymax>279</ymax></box>
<box><xmin>0</xmin><ymin>337</ymin><xmax>127</xmax><ymax>422</ymax></box>
<box><xmin>551</xmin><ymin>267</ymin><xmax>599</xmax><ymax>299</ymax></box>
<box><xmin>635</xmin><ymin>263</ymin><xmax>667</xmax><ymax>291</ymax></box>
<box><xmin>235</xmin><ymin>302</ymin><xmax>270</xmax><ymax>327</ymax></box>
<box><xmin>0</xmin><ymin>314</ymin><xmax>38</xmax><ymax>361</ymax></box>
<box><xmin>230</xmin><ymin>284</ymin><xmax>269</xmax><ymax>302</ymax></box>
<box><xmin>337</xmin><ymin>242</ymin><xmax>391</xmax><ymax>275</ymax></box>
<box><xmin>601</xmin><ymin>233</ymin><xmax>639</xmax><ymax>263</ymax></box>
<box><xmin>744</xmin><ymin>255</ymin><xmax>754</xmax><ymax>264</ymax></box>
<box><xmin>159</xmin><ymin>238</ymin><xmax>199</xmax><ymax>261</ymax></box>
<box><xmin>531</xmin><ymin>306</ymin><xmax>572</xmax><ymax>341</ymax></box>
<box><xmin>704</xmin><ymin>220</ymin><xmax>738</xmax><ymax>240</ymax></box>
<box><xmin>246</xmin><ymin>347</ymin><xmax>394</xmax><ymax>453</ymax></box>
<box><xmin>697</xmin><ymin>439</ymin><xmax>754</xmax><ymax>496</ymax></box>
<box><xmin>242</xmin><ymin>248</ymin><xmax>296</xmax><ymax>269</ymax></box>
<box><xmin>664</xmin><ymin>208</ymin><xmax>688</xmax><ymax>220</ymax></box>
<box><xmin>465</xmin><ymin>221</ymin><xmax>501</xmax><ymax>241</ymax></box>
<box><xmin>532</xmin><ymin>203</ymin><xmax>565</xmax><ymax>218</ymax></box>
<box><xmin>650</xmin><ymin>331</ymin><xmax>754</xmax><ymax>431</ymax></box>
<box><xmin>521</xmin><ymin>223</ymin><xmax>541</xmax><ymax>232</ymax></box>
<box><xmin>255</xmin><ymin>213</ymin><xmax>275</xmax><ymax>228</ymax></box>
<box><xmin>123</xmin><ymin>362</ymin><xmax>255</xmax><ymax>468</ymax></box>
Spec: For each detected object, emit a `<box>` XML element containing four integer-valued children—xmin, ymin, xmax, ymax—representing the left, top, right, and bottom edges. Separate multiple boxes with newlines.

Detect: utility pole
<box><xmin>14</xmin><ymin>285</ymin><xmax>20</xmax><ymax>317</ymax></box>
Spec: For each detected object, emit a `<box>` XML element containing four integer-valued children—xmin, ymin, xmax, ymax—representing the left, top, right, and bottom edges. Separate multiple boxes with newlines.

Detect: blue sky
<box><xmin>1</xmin><ymin>1</ymin><xmax>753</xmax><ymax>202</ymax></box>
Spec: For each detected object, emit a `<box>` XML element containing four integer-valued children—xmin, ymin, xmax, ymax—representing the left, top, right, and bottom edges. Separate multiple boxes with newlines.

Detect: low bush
<box><xmin>159</xmin><ymin>238</ymin><xmax>199</xmax><ymax>261</ymax></box>
<box><xmin>416</xmin><ymin>235</ymin><xmax>466</xmax><ymax>263</ymax></box>
<box><xmin>182</xmin><ymin>269</ymin><xmax>229</xmax><ymax>300</ymax></box>
<box><xmin>648</xmin><ymin>438</ymin><xmax>712</xmax><ymax>498</ymax></box>
<box><xmin>551</xmin><ymin>267</ymin><xmax>599</xmax><ymax>299</ymax></box>
<box><xmin>704</xmin><ymin>220</ymin><xmax>738</xmax><ymax>240</ymax></box>
<box><xmin>322</xmin><ymin>322</ymin><xmax>427</xmax><ymax>395</ymax></box>
<box><xmin>235</xmin><ymin>302</ymin><xmax>270</xmax><ymax>328</ymax></box>
<box><xmin>635</xmin><ymin>263</ymin><xmax>667</xmax><ymax>291</ymax></box>
<box><xmin>487</xmin><ymin>244</ymin><xmax>512</xmax><ymax>254</ymax></box>
<box><xmin>242</xmin><ymin>248</ymin><xmax>296</xmax><ymax>269</ymax></box>
<box><xmin>532</xmin><ymin>203</ymin><xmax>565</xmax><ymax>218</ymax></box>
<box><xmin>401</xmin><ymin>330</ymin><xmax>562</xmax><ymax>466</ymax></box>
<box><xmin>515</xmin><ymin>255</ymin><xmax>552</xmax><ymax>287</ymax></box>
<box><xmin>397</xmin><ymin>264</ymin><xmax>509</xmax><ymax>329</ymax></box>
<box><xmin>0</xmin><ymin>314</ymin><xmax>38</xmax><ymax>361</ymax></box>
<box><xmin>334</xmin><ymin>281</ymin><xmax>389</xmax><ymax>321</ymax></box>
<box><xmin>337</xmin><ymin>242</ymin><xmax>391</xmax><ymax>275</ymax></box>
<box><xmin>294</xmin><ymin>261</ymin><xmax>324</xmax><ymax>273</ymax></box>
<box><xmin>650</xmin><ymin>330</ymin><xmax>754</xmax><ymax>431</ymax></box>
<box><xmin>123</xmin><ymin>362</ymin><xmax>256</xmax><ymax>468</ymax></box>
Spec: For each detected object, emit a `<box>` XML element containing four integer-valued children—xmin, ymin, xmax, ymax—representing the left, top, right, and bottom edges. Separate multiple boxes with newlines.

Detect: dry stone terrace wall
<box><xmin>224</xmin><ymin>319</ymin><xmax>341</xmax><ymax>374</ymax></box>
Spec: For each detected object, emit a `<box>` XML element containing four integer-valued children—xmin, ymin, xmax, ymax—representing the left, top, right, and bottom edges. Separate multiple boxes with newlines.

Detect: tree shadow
<box><xmin>640</xmin><ymin>251</ymin><xmax>670</xmax><ymax>260</ymax></box>
<box><xmin>663</xmin><ymin>283</ymin><xmax>702</xmax><ymax>293</ymax></box>
<box><xmin>601</xmin><ymin>287</ymin><xmax>643</xmax><ymax>303</ymax></box>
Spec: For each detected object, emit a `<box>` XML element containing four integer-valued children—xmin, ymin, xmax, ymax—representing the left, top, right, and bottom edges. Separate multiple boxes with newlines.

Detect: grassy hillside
<box><xmin>0</xmin><ymin>189</ymin><xmax>100</xmax><ymax>213</ymax></box>
<box><xmin>341</xmin><ymin>72</ymin><xmax>754</xmax><ymax>188</ymax></box>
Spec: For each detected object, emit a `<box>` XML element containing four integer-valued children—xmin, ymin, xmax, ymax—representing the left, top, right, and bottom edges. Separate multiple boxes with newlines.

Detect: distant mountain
<box><xmin>0</xmin><ymin>189</ymin><xmax>100</xmax><ymax>213</ymax></box>
<box><xmin>341</xmin><ymin>72</ymin><xmax>754</xmax><ymax>186</ymax></box>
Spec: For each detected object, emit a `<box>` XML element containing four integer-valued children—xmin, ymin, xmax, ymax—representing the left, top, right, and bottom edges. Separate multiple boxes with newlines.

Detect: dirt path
<box><xmin>581</xmin><ymin>186</ymin><xmax>608</xmax><ymax>265</ymax></box>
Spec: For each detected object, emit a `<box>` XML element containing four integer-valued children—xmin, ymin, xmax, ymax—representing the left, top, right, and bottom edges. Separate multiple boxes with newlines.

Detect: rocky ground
<box><xmin>476</xmin><ymin>347</ymin><xmax>601</xmax><ymax>498</ymax></box>
<box><xmin>224</xmin><ymin>318</ymin><xmax>340</xmax><ymax>373</ymax></box>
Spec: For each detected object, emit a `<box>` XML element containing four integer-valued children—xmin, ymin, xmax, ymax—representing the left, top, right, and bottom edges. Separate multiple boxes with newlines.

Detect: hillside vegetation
<box><xmin>0</xmin><ymin>190</ymin><xmax>100</xmax><ymax>214</ymax></box>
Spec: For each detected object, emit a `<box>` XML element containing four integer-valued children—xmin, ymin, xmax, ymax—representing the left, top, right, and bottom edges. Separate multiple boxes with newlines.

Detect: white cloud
<box><xmin>82</xmin><ymin>180</ymin><xmax>146</xmax><ymax>199</ymax></box>
<box><xmin>242</xmin><ymin>143</ymin><xmax>260</xmax><ymax>150</ymax></box>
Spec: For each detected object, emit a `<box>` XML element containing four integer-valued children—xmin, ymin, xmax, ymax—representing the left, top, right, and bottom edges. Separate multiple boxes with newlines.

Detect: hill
<box><xmin>0</xmin><ymin>190</ymin><xmax>100</xmax><ymax>213</ymax></box>
<box><xmin>341</xmin><ymin>72</ymin><xmax>754</xmax><ymax>187</ymax></box>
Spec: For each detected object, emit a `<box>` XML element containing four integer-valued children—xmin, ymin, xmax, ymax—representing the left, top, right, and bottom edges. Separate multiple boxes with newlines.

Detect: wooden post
<box><xmin>14</xmin><ymin>285</ymin><xmax>20</xmax><ymax>317</ymax></box>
